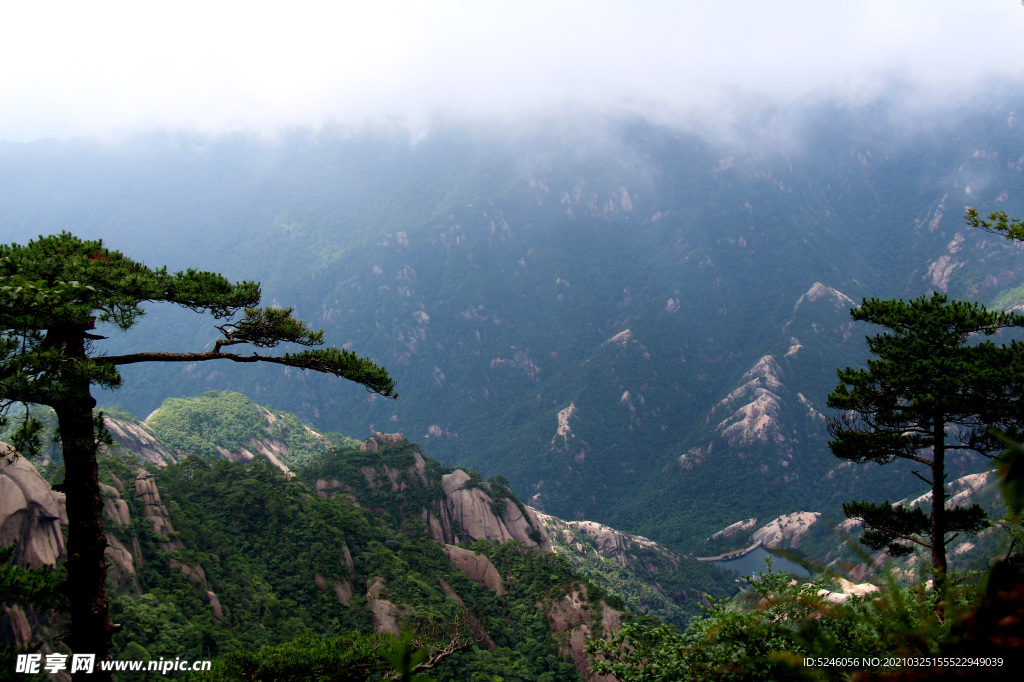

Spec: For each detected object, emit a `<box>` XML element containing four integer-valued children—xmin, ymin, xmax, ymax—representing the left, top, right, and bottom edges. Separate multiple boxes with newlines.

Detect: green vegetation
<box><xmin>148</xmin><ymin>390</ymin><xmax>334</xmax><ymax>468</ymax></box>
<box><xmin>96</xmin><ymin>450</ymin><xmax>596</xmax><ymax>680</ymax></box>
<box><xmin>297</xmin><ymin>436</ymin><xmax>448</xmax><ymax>531</ymax></box>
<box><xmin>587</xmin><ymin>560</ymin><xmax>985</xmax><ymax>681</ymax></box>
<box><xmin>966</xmin><ymin>208</ymin><xmax>1024</xmax><ymax>243</ymax></box>
<box><xmin>0</xmin><ymin>232</ymin><xmax>396</xmax><ymax>673</ymax></box>
<box><xmin>5</xmin><ymin>118</ymin><xmax>1024</xmax><ymax>678</ymax></box>
<box><xmin>827</xmin><ymin>294</ymin><xmax>1024</xmax><ymax>595</ymax></box>
<box><xmin>0</xmin><ymin>545</ymin><xmax>68</xmax><ymax>679</ymax></box>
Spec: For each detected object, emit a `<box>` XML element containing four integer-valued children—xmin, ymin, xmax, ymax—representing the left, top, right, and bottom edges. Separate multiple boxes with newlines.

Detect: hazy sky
<box><xmin>1</xmin><ymin>1</ymin><xmax>1022</xmax><ymax>141</ymax></box>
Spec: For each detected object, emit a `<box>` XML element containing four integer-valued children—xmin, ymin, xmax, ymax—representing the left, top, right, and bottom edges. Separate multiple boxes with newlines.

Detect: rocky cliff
<box><xmin>0</xmin><ymin>448</ymin><xmax>66</xmax><ymax>568</ymax></box>
<box><xmin>316</xmin><ymin>433</ymin><xmax>552</xmax><ymax>551</ymax></box>
<box><xmin>543</xmin><ymin>585</ymin><xmax>622</xmax><ymax>682</ymax></box>
<box><xmin>538</xmin><ymin>512</ymin><xmax>679</xmax><ymax>572</ymax></box>
<box><xmin>704</xmin><ymin>466</ymin><xmax>1006</xmax><ymax>582</ymax></box>
<box><xmin>103</xmin><ymin>416</ymin><xmax>182</xmax><ymax>468</ymax></box>
<box><xmin>425</xmin><ymin>469</ymin><xmax>551</xmax><ymax>548</ymax></box>
<box><xmin>2</xmin><ymin>424</ymin><xmax>685</xmax><ymax>680</ymax></box>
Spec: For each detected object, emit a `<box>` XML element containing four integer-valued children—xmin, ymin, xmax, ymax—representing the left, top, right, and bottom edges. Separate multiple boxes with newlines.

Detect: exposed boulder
<box><xmin>170</xmin><ymin>559</ymin><xmax>207</xmax><ymax>587</ymax></box>
<box><xmin>792</xmin><ymin>282</ymin><xmax>855</xmax><ymax>312</ymax></box>
<box><xmin>100</xmin><ymin>482</ymin><xmax>131</xmax><ymax>528</ymax></box>
<box><xmin>1</xmin><ymin>604</ymin><xmax>33</xmax><ymax>649</ymax></box>
<box><xmin>105</xmin><ymin>535</ymin><xmax>141</xmax><ymax>593</ymax></box>
<box><xmin>537</xmin><ymin>512</ymin><xmax>677</xmax><ymax>571</ymax></box>
<box><xmin>714</xmin><ymin>356</ymin><xmax>786</xmax><ymax>450</ymax></box>
<box><xmin>206</xmin><ymin>591</ymin><xmax>224</xmax><ymax>619</ymax></box>
<box><xmin>0</xmin><ymin>450</ymin><xmax>66</xmax><ymax>568</ymax></box>
<box><xmin>751</xmin><ymin>511</ymin><xmax>821</xmax><ymax>549</ymax></box>
<box><xmin>551</xmin><ymin>402</ymin><xmax>578</xmax><ymax>451</ymax></box>
<box><xmin>134</xmin><ymin>470</ymin><xmax>183</xmax><ymax>552</ymax></box>
<box><xmin>544</xmin><ymin>586</ymin><xmax>621</xmax><ymax>682</ymax></box>
<box><xmin>708</xmin><ymin>517</ymin><xmax>758</xmax><ymax>542</ymax></box>
<box><xmin>426</xmin><ymin>470</ymin><xmax>550</xmax><ymax>549</ymax></box>
<box><xmin>816</xmin><ymin>577</ymin><xmax>879</xmax><ymax>604</ymax></box>
<box><xmin>442</xmin><ymin>545</ymin><xmax>506</xmax><ymax>595</ymax></box>
<box><xmin>360</xmin><ymin>433</ymin><xmax>405</xmax><ymax>451</ymax></box>
<box><xmin>102</xmin><ymin>416</ymin><xmax>182</xmax><ymax>467</ymax></box>
<box><xmin>366</xmin><ymin>576</ymin><xmax>401</xmax><ymax>636</ymax></box>
<box><xmin>333</xmin><ymin>579</ymin><xmax>354</xmax><ymax>605</ymax></box>
<box><xmin>352</xmin><ymin>434</ymin><xmax>550</xmax><ymax>550</ymax></box>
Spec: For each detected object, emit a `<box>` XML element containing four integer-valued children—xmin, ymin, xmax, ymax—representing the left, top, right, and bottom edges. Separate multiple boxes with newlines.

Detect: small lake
<box><xmin>713</xmin><ymin>546</ymin><xmax>812</xmax><ymax>579</ymax></box>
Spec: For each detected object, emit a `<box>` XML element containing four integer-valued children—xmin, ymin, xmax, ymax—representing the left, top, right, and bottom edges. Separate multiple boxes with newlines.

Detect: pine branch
<box><xmin>103</xmin><ymin>348</ymin><xmax>397</xmax><ymax>398</ymax></box>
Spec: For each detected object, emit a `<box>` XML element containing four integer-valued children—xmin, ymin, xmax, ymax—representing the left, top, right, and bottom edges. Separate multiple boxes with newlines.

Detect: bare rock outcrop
<box><xmin>360</xmin><ymin>432</ymin><xmax>405</xmax><ymax>452</ymax></box>
<box><xmin>0</xmin><ymin>452</ymin><xmax>70</xmax><ymax>656</ymax></box>
<box><xmin>0</xmin><ymin>450</ymin><xmax>66</xmax><ymax>568</ymax></box>
<box><xmin>714</xmin><ymin>355</ymin><xmax>787</xmax><ymax>450</ymax></box>
<box><xmin>100</xmin><ymin>482</ymin><xmax>131</xmax><ymax>528</ymax></box>
<box><xmin>708</xmin><ymin>517</ymin><xmax>758</xmax><ymax>542</ymax></box>
<box><xmin>206</xmin><ymin>591</ymin><xmax>224</xmax><ymax>619</ymax></box>
<box><xmin>347</xmin><ymin>434</ymin><xmax>551</xmax><ymax>551</ymax></box>
<box><xmin>442</xmin><ymin>544</ymin><xmax>506</xmax><ymax>595</ymax></box>
<box><xmin>792</xmin><ymin>282</ymin><xmax>855</xmax><ymax>312</ymax></box>
<box><xmin>102</xmin><ymin>417</ymin><xmax>182</xmax><ymax>467</ymax></box>
<box><xmin>425</xmin><ymin>470</ymin><xmax>551</xmax><ymax>549</ymax></box>
<box><xmin>537</xmin><ymin>512</ymin><xmax>678</xmax><ymax>571</ymax></box>
<box><xmin>170</xmin><ymin>559</ymin><xmax>207</xmax><ymax>587</ymax></box>
<box><xmin>213</xmin><ymin>427</ymin><xmax>295</xmax><ymax>475</ymax></box>
<box><xmin>105</xmin><ymin>534</ymin><xmax>142</xmax><ymax>592</ymax></box>
<box><xmin>134</xmin><ymin>470</ymin><xmax>183</xmax><ymax>552</ymax></box>
<box><xmin>1</xmin><ymin>604</ymin><xmax>34</xmax><ymax>649</ymax></box>
<box><xmin>366</xmin><ymin>577</ymin><xmax>401</xmax><ymax>636</ymax></box>
<box><xmin>751</xmin><ymin>511</ymin><xmax>821</xmax><ymax>549</ymax></box>
<box><xmin>333</xmin><ymin>579</ymin><xmax>354</xmax><ymax>605</ymax></box>
<box><xmin>817</xmin><ymin>577</ymin><xmax>879</xmax><ymax>604</ymax></box>
<box><xmin>544</xmin><ymin>586</ymin><xmax>622</xmax><ymax>682</ymax></box>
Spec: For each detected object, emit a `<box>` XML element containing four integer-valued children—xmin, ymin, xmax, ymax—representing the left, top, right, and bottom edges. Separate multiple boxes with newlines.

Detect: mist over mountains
<box><xmin>3</xmin><ymin>93</ymin><xmax>1023</xmax><ymax>550</ymax></box>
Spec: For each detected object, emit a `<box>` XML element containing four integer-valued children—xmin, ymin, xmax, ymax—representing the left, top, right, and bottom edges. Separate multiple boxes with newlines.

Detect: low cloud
<box><xmin>1</xmin><ymin>1</ymin><xmax>1022</xmax><ymax>141</ymax></box>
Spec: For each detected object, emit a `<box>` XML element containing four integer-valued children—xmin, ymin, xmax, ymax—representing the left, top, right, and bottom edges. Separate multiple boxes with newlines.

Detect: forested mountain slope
<box><xmin>2</xmin><ymin>392</ymin><xmax>737</xmax><ymax>679</ymax></box>
<box><xmin>3</xmin><ymin>96</ymin><xmax>1023</xmax><ymax>550</ymax></box>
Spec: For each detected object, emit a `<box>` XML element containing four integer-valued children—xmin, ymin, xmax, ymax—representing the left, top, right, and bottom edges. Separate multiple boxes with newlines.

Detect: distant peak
<box><xmin>793</xmin><ymin>282</ymin><xmax>854</xmax><ymax>312</ymax></box>
<box><xmin>603</xmin><ymin>329</ymin><xmax>634</xmax><ymax>346</ymax></box>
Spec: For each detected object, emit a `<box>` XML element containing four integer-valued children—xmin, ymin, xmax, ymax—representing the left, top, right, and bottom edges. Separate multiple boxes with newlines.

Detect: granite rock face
<box><xmin>442</xmin><ymin>544</ymin><xmax>506</xmax><ymax>595</ymax></box>
<box><xmin>536</xmin><ymin>511</ymin><xmax>679</xmax><ymax>572</ymax></box>
<box><xmin>328</xmin><ymin>434</ymin><xmax>552</xmax><ymax>551</ymax></box>
<box><xmin>544</xmin><ymin>585</ymin><xmax>622</xmax><ymax>682</ymax></box>
<box><xmin>425</xmin><ymin>469</ymin><xmax>551</xmax><ymax>549</ymax></box>
<box><xmin>103</xmin><ymin>417</ymin><xmax>182</xmax><ymax>467</ymax></box>
<box><xmin>714</xmin><ymin>355</ymin><xmax>787</xmax><ymax>451</ymax></box>
<box><xmin>366</xmin><ymin>576</ymin><xmax>401</xmax><ymax>636</ymax></box>
<box><xmin>0</xmin><ymin>452</ymin><xmax>68</xmax><ymax>655</ymax></box>
<box><xmin>751</xmin><ymin>511</ymin><xmax>821</xmax><ymax>549</ymax></box>
<box><xmin>135</xmin><ymin>470</ymin><xmax>183</xmax><ymax>553</ymax></box>
<box><xmin>0</xmin><ymin>449</ymin><xmax>66</xmax><ymax>568</ymax></box>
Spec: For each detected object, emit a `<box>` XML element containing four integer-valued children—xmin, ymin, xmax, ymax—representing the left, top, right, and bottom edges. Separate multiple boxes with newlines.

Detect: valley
<box><xmin>3</xmin><ymin>93</ymin><xmax>1024</xmax><ymax>677</ymax></box>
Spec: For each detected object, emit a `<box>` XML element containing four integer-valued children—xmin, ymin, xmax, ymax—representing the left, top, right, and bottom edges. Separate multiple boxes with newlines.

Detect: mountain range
<box><xmin>2</xmin><ymin>93</ymin><xmax>1023</xmax><ymax>554</ymax></box>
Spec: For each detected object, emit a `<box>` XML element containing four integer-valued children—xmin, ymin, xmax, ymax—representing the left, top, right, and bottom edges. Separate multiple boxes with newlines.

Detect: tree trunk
<box><xmin>54</xmin><ymin>340</ymin><xmax>115</xmax><ymax>681</ymax></box>
<box><xmin>931</xmin><ymin>415</ymin><xmax>948</xmax><ymax>617</ymax></box>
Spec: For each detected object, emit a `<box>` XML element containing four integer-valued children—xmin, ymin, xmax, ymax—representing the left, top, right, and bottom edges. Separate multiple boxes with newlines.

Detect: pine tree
<box><xmin>827</xmin><ymin>293</ymin><xmax>1024</xmax><ymax>587</ymax></box>
<box><xmin>0</xmin><ymin>232</ymin><xmax>396</xmax><ymax>679</ymax></box>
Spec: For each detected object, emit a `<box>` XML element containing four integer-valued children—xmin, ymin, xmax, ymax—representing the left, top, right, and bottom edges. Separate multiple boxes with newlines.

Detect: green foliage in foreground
<box><xmin>190</xmin><ymin>633</ymin><xmax>391</xmax><ymax>682</ymax></box>
<box><xmin>588</xmin><ymin>435</ymin><xmax>1024</xmax><ymax>681</ymax></box>
<box><xmin>0</xmin><ymin>544</ymin><xmax>69</xmax><ymax>679</ymax></box>
<box><xmin>827</xmin><ymin>293</ymin><xmax>1024</xmax><ymax>580</ymax></box>
<box><xmin>966</xmin><ymin>208</ymin><xmax>1024</xmax><ymax>243</ymax></box>
<box><xmin>587</xmin><ymin>561</ymin><xmax>982</xmax><ymax>681</ymax></box>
